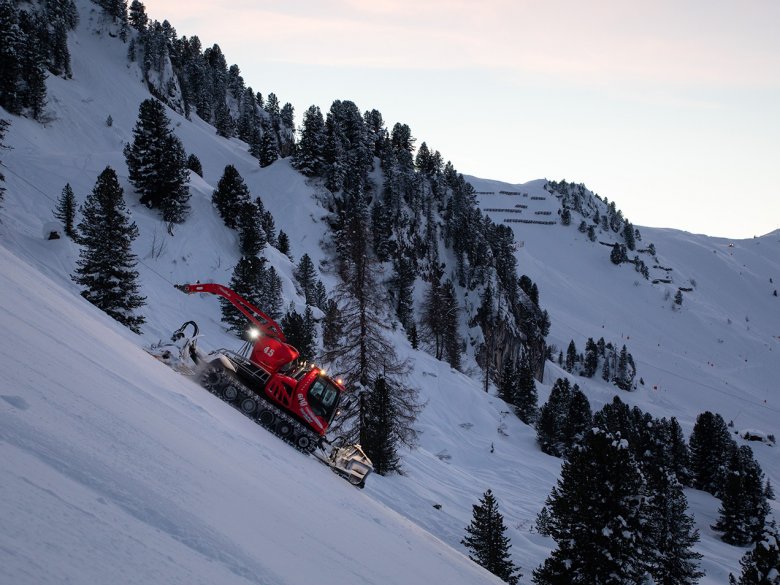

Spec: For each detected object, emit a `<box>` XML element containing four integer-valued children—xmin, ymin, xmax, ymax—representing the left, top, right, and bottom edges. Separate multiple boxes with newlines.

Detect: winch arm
<box><xmin>174</xmin><ymin>282</ymin><xmax>286</xmax><ymax>341</ymax></box>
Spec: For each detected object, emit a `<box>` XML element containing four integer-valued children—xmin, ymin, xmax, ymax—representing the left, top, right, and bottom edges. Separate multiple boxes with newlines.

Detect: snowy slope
<box><xmin>1</xmin><ymin>1</ymin><xmax>778</xmax><ymax>583</ymax></box>
<box><xmin>0</xmin><ymin>245</ymin><xmax>500</xmax><ymax>585</ymax></box>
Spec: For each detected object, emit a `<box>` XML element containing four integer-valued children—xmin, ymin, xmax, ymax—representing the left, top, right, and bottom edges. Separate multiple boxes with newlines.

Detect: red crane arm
<box><xmin>175</xmin><ymin>282</ymin><xmax>286</xmax><ymax>342</ymax></box>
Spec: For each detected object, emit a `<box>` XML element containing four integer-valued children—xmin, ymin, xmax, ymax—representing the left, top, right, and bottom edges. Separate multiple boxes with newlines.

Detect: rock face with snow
<box><xmin>0</xmin><ymin>1</ymin><xmax>778</xmax><ymax>584</ymax></box>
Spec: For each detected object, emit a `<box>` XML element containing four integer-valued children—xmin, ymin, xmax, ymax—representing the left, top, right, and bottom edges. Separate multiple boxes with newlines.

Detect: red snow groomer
<box><xmin>152</xmin><ymin>282</ymin><xmax>372</xmax><ymax>487</ymax></box>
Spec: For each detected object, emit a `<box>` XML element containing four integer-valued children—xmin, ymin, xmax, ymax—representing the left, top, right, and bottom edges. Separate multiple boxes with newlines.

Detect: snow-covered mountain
<box><xmin>1</xmin><ymin>2</ymin><xmax>778</xmax><ymax>583</ymax></box>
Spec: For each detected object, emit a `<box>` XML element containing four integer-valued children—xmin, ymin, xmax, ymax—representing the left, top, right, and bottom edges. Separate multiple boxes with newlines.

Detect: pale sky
<box><xmin>151</xmin><ymin>0</ymin><xmax>779</xmax><ymax>238</ymax></box>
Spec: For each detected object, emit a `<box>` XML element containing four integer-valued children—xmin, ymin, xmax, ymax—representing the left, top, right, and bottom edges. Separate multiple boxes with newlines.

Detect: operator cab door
<box><xmin>307</xmin><ymin>376</ymin><xmax>340</xmax><ymax>424</ymax></box>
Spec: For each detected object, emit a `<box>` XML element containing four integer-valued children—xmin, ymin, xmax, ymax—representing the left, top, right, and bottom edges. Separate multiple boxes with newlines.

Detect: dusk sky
<box><xmin>152</xmin><ymin>0</ymin><xmax>779</xmax><ymax>239</ymax></box>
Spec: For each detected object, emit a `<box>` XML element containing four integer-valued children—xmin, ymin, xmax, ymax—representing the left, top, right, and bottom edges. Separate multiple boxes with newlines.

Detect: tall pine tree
<box><xmin>0</xmin><ymin>118</ymin><xmax>8</xmax><ymax>215</ymax></box>
<box><xmin>212</xmin><ymin>164</ymin><xmax>250</xmax><ymax>230</ymax></box>
<box><xmin>54</xmin><ymin>183</ymin><xmax>77</xmax><ymax>239</ymax></box>
<box><xmin>730</xmin><ymin>520</ymin><xmax>780</xmax><ymax>585</ymax></box>
<box><xmin>688</xmin><ymin>411</ymin><xmax>735</xmax><ymax>495</ymax></box>
<box><xmin>533</xmin><ymin>428</ymin><xmax>649</xmax><ymax>584</ymax></box>
<box><xmin>280</xmin><ymin>304</ymin><xmax>316</xmax><ymax>363</ymax></box>
<box><xmin>462</xmin><ymin>489</ymin><xmax>521</xmax><ymax>585</ymax></box>
<box><xmin>515</xmin><ymin>354</ymin><xmax>538</xmax><ymax>424</ymax></box>
<box><xmin>72</xmin><ymin>167</ymin><xmax>145</xmax><ymax>333</ymax></box>
<box><xmin>360</xmin><ymin>376</ymin><xmax>400</xmax><ymax>475</ymax></box>
<box><xmin>713</xmin><ymin>445</ymin><xmax>770</xmax><ymax>546</ymax></box>
<box><xmin>124</xmin><ymin>98</ymin><xmax>190</xmax><ymax>223</ymax></box>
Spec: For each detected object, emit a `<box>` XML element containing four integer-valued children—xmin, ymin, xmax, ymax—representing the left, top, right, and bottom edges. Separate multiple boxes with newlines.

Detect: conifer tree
<box><xmin>124</xmin><ymin>98</ymin><xmax>190</xmax><ymax>222</ymax></box>
<box><xmin>614</xmin><ymin>344</ymin><xmax>636</xmax><ymax>390</ymax></box>
<box><xmin>713</xmin><ymin>445</ymin><xmax>770</xmax><ymax>546</ymax></box>
<box><xmin>128</xmin><ymin>0</ymin><xmax>147</xmax><ymax>31</ymax></box>
<box><xmin>562</xmin><ymin>386</ymin><xmax>592</xmax><ymax>456</ymax></box>
<box><xmin>667</xmin><ymin>416</ymin><xmax>692</xmax><ymax>485</ymax></box>
<box><xmin>72</xmin><ymin>167</ymin><xmax>145</xmax><ymax>333</ymax></box>
<box><xmin>391</xmin><ymin>252</ymin><xmax>415</xmax><ymax>330</ymax></box>
<box><xmin>237</xmin><ymin>201</ymin><xmax>266</xmax><ymax>257</ymax></box>
<box><xmin>565</xmin><ymin>339</ymin><xmax>577</xmax><ymax>372</ymax></box>
<box><xmin>292</xmin><ymin>104</ymin><xmax>326</xmax><ymax>176</ymax></box>
<box><xmin>280</xmin><ymin>304</ymin><xmax>316</xmax><ymax>363</ymax></box>
<box><xmin>258</xmin><ymin>120</ymin><xmax>279</xmax><ymax>167</ymax></box>
<box><xmin>212</xmin><ymin>164</ymin><xmax>250</xmax><ymax>230</ymax></box>
<box><xmin>583</xmin><ymin>337</ymin><xmax>599</xmax><ymax>377</ymax></box>
<box><xmin>462</xmin><ymin>489</ymin><xmax>521</xmax><ymax>585</ymax></box>
<box><xmin>440</xmin><ymin>279</ymin><xmax>462</xmax><ymax>370</ymax></box>
<box><xmin>221</xmin><ymin>256</ymin><xmax>265</xmax><ymax>334</ymax></box>
<box><xmin>311</xmin><ymin>280</ymin><xmax>327</xmax><ymax>311</ymax></box>
<box><xmin>536</xmin><ymin>378</ymin><xmax>573</xmax><ymax>457</ymax></box>
<box><xmin>320</xmin><ymin>187</ymin><xmax>421</xmax><ymax>450</ymax></box>
<box><xmin>54</xmin><ymin>183</ymin><xmax>77</xmax><ymax>239</ymax></box>
<box><xmin>277</xmin><ymin>230</ymin><xmax>291</xmax><ymax>258</ymax></box>
<box><xmin>0</xmin><ymin>118</ymin><xmax>9</xmax><ymax>215</ymax></box>
<box><xmin>515</xmin><ymin>354</ymin><xmax>539</xmax><ymax>424</ymax></box>
<box><xmin>214</xmin><ymin>100</ymin><xmax>235</xmax><ymax>138</ymax></box>
<box><xmin>643</xmin><ymin>424</ymin><xmax>703</xmax><ymax>585</ymax></box>
<box><xmin>258</xmin><ymin>265</ymin><xmax>283</xmax><ymax>321</ymax></box>
<box><xmin>0</xmin><ymin>1</ymin><xmax>23</xmax><ymax>115</ymax></box>
<box><xmin>321</xmin><ymin>298</ymin><xmax>341</xmax><ymax>352</ymax></box>
<box><xmin>688</xmin><ymin>411</ymin><xmax>735</xmax><ymax>495</ymax></box>
<box><xmin>533</xmin><ymin>428</ymin><xmax>649</xmax><ymax>585</ymax></box>
<box><xmin>186</xmin><ymin>153</ymin><xmax>202</xmax><ymax>177</ymax></box>
<box><xmin>255</xmin><ymin>196</ymin><xmax>277</xmax><ymax>246</ymax></box>
<box><xmin>421</xmin><ymin>270</ymin><xmax>451</xmax><ymax>361</ymax></box>
<box><xmin>610</xmin><ymin>242</ymin><xmax>626</xmax><ymax>264</ymax></box>
<box><xmin>498</xmin><ymin>359</ymin><xmax>517</xmax><ymax>406</ymax></box>
<box><xmin>624</xmin><ymin>221</ymin><xmax>636</xmax><ymax>250</ymax></box>
<box><xmin>360</xmin><ymin>376</ymin><xmax>400</xmax><ymax>475</ymax></box>
<box><xmin>730</xmin><ymin>520</ymin><xmax>780</xmax><ymax>585</ymax></box>
<box><xmin>294</xmin><ymin>253</ymin><xmax>318</xmax><ymax>305</ymax></box>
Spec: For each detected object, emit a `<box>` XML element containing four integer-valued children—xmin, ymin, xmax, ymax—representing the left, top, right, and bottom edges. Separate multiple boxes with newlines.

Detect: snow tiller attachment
<box><xmin>148</xmin><ymin>282</ymin><xmax>373</xmax><ymax>488</ymax></box>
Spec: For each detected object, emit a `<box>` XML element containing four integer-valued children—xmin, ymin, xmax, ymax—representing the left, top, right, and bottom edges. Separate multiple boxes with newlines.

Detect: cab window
<box><xmin>308</xmin><ymin>377</ymin><xmax>339</xmax><ymax>421</ymax></box>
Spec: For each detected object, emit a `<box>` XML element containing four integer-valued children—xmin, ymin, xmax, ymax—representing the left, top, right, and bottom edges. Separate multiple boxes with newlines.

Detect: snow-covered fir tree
<box><xmin>0</xmin><ymin>118</ymin><xmax>8</xmax><ymax>215</ymax></box>
<box><xmin>220</xmin><ymin>256</ymin><xmax>267</xmax><ymax>334</ymax></box>
<box><xmin>462</xmin><ymin>489</ymin><xmax>521</xmax><ymax>585</ymax></box>
<box><xmin>688</xmin><ymin>410</ymin><xmax>736</xmax><ymax>495</ymax></box>
<box><xmin>292</xmin><ymin>105</ymin><xmax>326</xmax><ymax>176</ymax></box>
<box><xmin>729</xmin><ymin>520</ymin><xmax>780</xmax><ymax>585</ymax></box>
<box><xmin>498</xmin><ymin>359</ymin><xmax>518</xmax><ymax>406</ymax></box>
<box><xmin>72</xmin><ymin>167</ymin><xmax>145</xmax><ymax>333</ymax></box>
<box><xmin>533</xmin><ymin>428</ymin><xmax>649</xmax><ymax>585</ymax></box>
<box><xmin>280</xmin><ymin>304</ymin><xmax>316</xmax><ymax>363</ymax></box>
<box><xmin>294</xmin><ymin>253</ymin><xmax>319</xmax><ymax>306</ymax></box>
<box><xmin>54</xmin><ymin>183</ymin><xmax>77</xmax><ymax>240</ymax></box>
<box><xmin>320</xmin><ymin>174</ymin><xmax>422</xmax><ymax>453</ymax></box>
<box><xmin>212</xmin><ymin>164</ymin><xmax>250</xmax><ymax>230</ymax></box>
<box><xmin>643</xmin><ymin>422</ymin><xmax>704</xmax><ymax>584</ymax></box>
<box><xmin>536</xmin><ymin>378</ymin><xmax>591</xmax><ymax>458</ymax></box>
<box><xmin>360</xmin><ymin>376</ymin><xmax>400</xmax><ymax>475</ymax></box>
<box><xmin>186</xmin><ymin>153</ymin><xmax>202</xmax><ymax>177</ymax></box>
<box><xmin>124</xmin><ymin>98</ymin><xmax>190</xmax><ymax>223</ymax></box>
<box><xmin>713</xmin><ymin>445</ymin><xmax>770</xmax><ymax>546</ymax></box>
<box><xmin>236</xmin><ymin>200</ymin><xmax>266</xmax><ymax>257</ymax></box>
<box><xmin>515</xmin><ymin>354</ymin><xmax>539</xmax><ymax>424</ymax></box>
<box><xmin>276</xmin><ymin>230</ymin><xmax>291</xmax><ymax>259</ymax></box>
